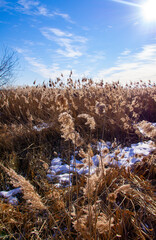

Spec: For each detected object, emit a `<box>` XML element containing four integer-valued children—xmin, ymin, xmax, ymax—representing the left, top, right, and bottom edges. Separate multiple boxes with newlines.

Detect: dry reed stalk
<box><xmin>95</xmin><ymin>101</ymin><xmax>106</xmax><ymax>115</ymax></box>
<box><xmin>58</xmin><ymin>112</ymin><xmax>83</xmax><ymax>146</ymax></box>
<box><xmin>0</xmin><ymin>163</ymin><xmax>46</xmax><ymax>211</ymax></box>
<box><xmin>78</xmin><ymin>114</ymin><xmax>96</xmax><ymax>130</ymax></box>
<box><xmin>96</xmin><ymin>213</ymin><xmax>114</xmax><ymax>235</ymax></box>
<box><xmin>136</xmin><ymin>120</ymin><xmax>156</xmax><ymax>140</ymax></box>
<box><xmin>0</xmin><ymin>79</ymin><xmax>156</xmax><ymax>239</ymax></box>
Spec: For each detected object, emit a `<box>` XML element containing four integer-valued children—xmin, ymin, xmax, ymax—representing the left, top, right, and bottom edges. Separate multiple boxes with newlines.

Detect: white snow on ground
<box><xmin>0</xmin><ymin>187</ymin><xmax>21</xmax><ymax>205</ymax></box>
<box><xmin>33</xmin><ymin>123</ymin><xmax>53</xmax><ymax>131</ymax></box>
<box><xmin>109</xmin><ymin>141</ymin><xmax>155</xmax><ymax>167</ymax></box>
<box><xmin>31</xmin><ymin>123</ymin><xmax>156</xmax><ymax>187</ymax></box>
<box><xmin>41</xmin><ymin>121</ymin><xmax>156</xmax><ymax>188</ymax></box>
<box><xmin>47</xmin><ymin>139</ymin><xmax>155</xmax><ymax>188</ymax></box>
<box><xmin>1</xmin><ymin>122</ymin><xmax>155</xmax><ymax>204</ymax></box>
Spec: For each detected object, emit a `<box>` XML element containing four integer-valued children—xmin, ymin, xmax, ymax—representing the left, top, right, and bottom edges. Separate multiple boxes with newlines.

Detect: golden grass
<box><xmin>0</xmin><ymin>79</ymin><xmax>156</xmax><ymax>239</ymax></box>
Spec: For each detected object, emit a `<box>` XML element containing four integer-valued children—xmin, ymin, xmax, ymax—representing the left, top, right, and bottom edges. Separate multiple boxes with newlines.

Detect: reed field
<box><xmin>0</xmin><ymin>78</ymin><xmax>156</xmax><ymax>239</ymax></box>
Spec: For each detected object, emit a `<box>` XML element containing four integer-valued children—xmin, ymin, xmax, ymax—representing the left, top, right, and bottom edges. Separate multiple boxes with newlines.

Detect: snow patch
<box><xmin>0</xmin><ymin>187</ymin><xmax>22</xmax><ymax>205</ymax></box>
<box><xmin>33</xmin><ymin>123</ymin><xmax>53</xmax><ymax>131</ymax></box>
<box><xmin>47</xmin><ymin>140</ymin><xmax>155</xmax><ymax>188</ymax></box>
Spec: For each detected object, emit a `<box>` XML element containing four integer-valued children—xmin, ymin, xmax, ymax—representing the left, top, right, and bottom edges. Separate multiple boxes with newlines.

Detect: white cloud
<box><xmin>135</xmin><ymin>45</ymin><xmax>156</xmax><ymax>61</ymax></box>
<box><xmin>55</xmin><ymin>37</ymin><xmax>84</xmax><ymax>57</ymax></box>
<box><xmin>14</xmin><ymin>48</ymin><xmax>68</xmax><ymax>79</ymax></box>
<box><xmin>89</xmin><ymin>51</ymin><xmax>106</xmax><ymax>63</ymax></box>
<box><xmin>74</xmin><ymin>36</ymin><xmax>87</xmax><ymax>43</ymax></box>
<box><xmin>96</xmin><ymin>44</ymin><xmax>156</xmax><ymax>84</ymax></box>
<box><xmin>48</xmin><ymin>28</ymin><xmax>72</xmax><ymax>37</ymax></box>
<box><xmin>15</xmin><ymin>47</ymin><xmax>25</xmax><ymax>54</ymax></box>
<box><xmin>121</xmin><ymin>49</ymin><xmax>131</xmax><ymax>55</ymax></box>
<box><xmin>25</xmin><ymin>56</ymin><xmax>59</xmax><ymax>78</ymax></box>
<box><xmin>16</xmin><ymin>0</ymin><xmax>72</xmax><ymax>21</ymax></box>
<box><xmin>37</xmin><ymin>6</ymin><xmax>50</xmax><ymax>16</ymax></box>
<box><xmin>56</xmin><ymin>48</ymin><xmax>82</xmax><ymax>58</ymax></box>
<box><xmin>17</xmin><ymin>44</ymin><xmax>156</xmax><ymax>84</ymax></box>
<box><xmin>24</xmin><ymin>56</ymin><xmax>79</xmax><ymax>79</ymax></box>
<box><xmin>41</xmin><ymin>27</ymin><xmax>87</xmax><ymax>58</ymax></box>
<box><xmin>53</xmin><ymin>11</ymin><xmax>74</xmax><ymax>23</ymax></box>
<box><xmin>21</xmin><ymin>52</ymin><xmax>91</xmax><ymax>80</ymax></box>
<box><xmin>17</xmin><ymin>0</ymin><xmax>50</xmax><ymax>16</ymax></box>
<box><xmin>18</xmin><ymin>0</ymin><xmax>39</xmax><ymax>9</ymax></box>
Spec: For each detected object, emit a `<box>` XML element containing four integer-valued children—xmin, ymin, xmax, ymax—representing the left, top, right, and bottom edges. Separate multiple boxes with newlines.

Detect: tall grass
<box><xmin>0</xmin><ymin>78</ymin><xmax>156</xmax><ymax>239</ymax></box>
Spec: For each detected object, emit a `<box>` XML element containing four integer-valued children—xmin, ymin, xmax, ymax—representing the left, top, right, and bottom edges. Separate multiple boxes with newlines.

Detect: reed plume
<box><xmin>0</xmin><ymin>163</ymin><xmax>46</xmax><ymax>211</ymax></box>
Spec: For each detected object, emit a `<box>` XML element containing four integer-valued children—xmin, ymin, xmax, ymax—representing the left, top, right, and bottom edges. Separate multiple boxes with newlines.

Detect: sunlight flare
<box><xmin>142</xmin><ymin>0</ymin><xmax>156</xmax><ymax>21</ymax></box>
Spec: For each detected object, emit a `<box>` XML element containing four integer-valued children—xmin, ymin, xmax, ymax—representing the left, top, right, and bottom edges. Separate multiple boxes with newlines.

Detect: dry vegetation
<box><xmin>0</xmin><ymin>78</ymin><xmax>156</xmax><ymax>239</ymax></box>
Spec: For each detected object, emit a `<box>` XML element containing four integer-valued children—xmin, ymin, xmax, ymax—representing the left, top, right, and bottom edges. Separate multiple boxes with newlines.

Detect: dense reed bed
<box><xmin>0</xmin><ymin>78</ymin><xmax>156</xmax><ymax>239</ymax></box>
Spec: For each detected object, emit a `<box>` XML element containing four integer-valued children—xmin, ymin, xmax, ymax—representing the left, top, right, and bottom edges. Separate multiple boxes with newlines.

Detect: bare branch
<box><xmin>0</xmin><ymin>47</ymin><xmax>19</xmax><ymax>87</ymax></box>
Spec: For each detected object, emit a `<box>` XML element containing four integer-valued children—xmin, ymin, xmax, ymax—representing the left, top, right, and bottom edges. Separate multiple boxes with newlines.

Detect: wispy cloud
<box><xmin>15</xmin><ymin>47</ymin><xmax>26</xmax><ymax>54</ymax></box>
<box><xmin>15</xmin><ymin>48</ymin><xmax>59</xmax><ymax>78</ymax></box>
<box><xmin>18</xmin><ymin>0</ymin><xmax>39</xmax><ymax>10</ymax></box>
<box><xmin>56</xmin><ymin>48</ymin><xmax>82</xmax><ymax>58</ymax></box>
<box><xmin>17</xmin><ymin>46</ymin><xmax>90</xmax><ymax>80</ymax></box>
<box><xmin>97</xmin><ymin>44</ymin><xmax>156</xmax><ymax>84</ymax></box>
<box><xmin>0</xmin><ymin>0</ymin><xmax>7</xmax><ymax>7</ymax></box>
<box><xmin>88</xmin><ymin>51</ymin><xmax>106</xmax><ymax>63</ymax></box>
<box><xmin>0</xmin><ymin>0</ymin><xmax>73</xmax><ymax>22</ymax></box>
<box><xmin>24</xmin><ymin>56</ymin><xmax>59</xmax><ymax>78</ymax></box>
<box><xmin>37</xmin><ymin>6</ymin><xmax>51</xmax><ymax>16</ymax></box>
<box><xmin>121</xmin><ymin>49</ymin><xmax>131</xmax><ymax>55</ymax></box>
<box><xmin>135</xmin><ymin>45</ymin><xmax>156</xmax><ymax>61</ymax></box>
<box><xmin>41</xmin><ymin>27</ymin><xmax>87</xmax><ymax>58</ymax></box>
<box><xmin>53</xmin><ymin>11</ymin><xmax>74</xmax><ymax>23</ymax></box>
<box><xmin>46</xmin><ymin>28</ymin><xmax>72</xmax><ymax>37</ymax></box>
<box><xmin>112</xmin><ymin>0</ymin><xmax>141</xmax><ymax>8</ymax></box>
<box><xmin>24</xmin><ymin>56</ymin><xmax>77</xmax><ymax>79</ymax></box>
<box><xmin>17</xmin><ymin>0</ymin><xmax>72</xmax><ymax>21</ymax></box>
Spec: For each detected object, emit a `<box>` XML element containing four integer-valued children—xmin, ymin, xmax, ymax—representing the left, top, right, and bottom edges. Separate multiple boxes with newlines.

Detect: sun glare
<box><xmin>142</xmin><ymin>0</ymin><xmax>156</xmax><ymax>21</ymax></box>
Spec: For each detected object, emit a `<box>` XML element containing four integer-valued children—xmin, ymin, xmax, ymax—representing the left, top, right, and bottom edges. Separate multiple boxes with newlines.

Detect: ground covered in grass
<box><xmin>0</xmin><ymin>79</ymin><xmax>156</xmax><ymax>239</ymax></box>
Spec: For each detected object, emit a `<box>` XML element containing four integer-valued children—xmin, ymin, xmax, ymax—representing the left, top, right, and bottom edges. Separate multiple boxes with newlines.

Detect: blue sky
<box><xmin>0</xmin><ymin>0</ymin><xmax>156</xmax><ymax>86</ymax></box>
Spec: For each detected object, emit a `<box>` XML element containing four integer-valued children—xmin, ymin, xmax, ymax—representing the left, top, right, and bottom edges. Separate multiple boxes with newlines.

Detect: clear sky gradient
<box><xmin>0</xmin><ymin>0</ymin><xmax>156</xmax><ymax>86</ymax></box>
